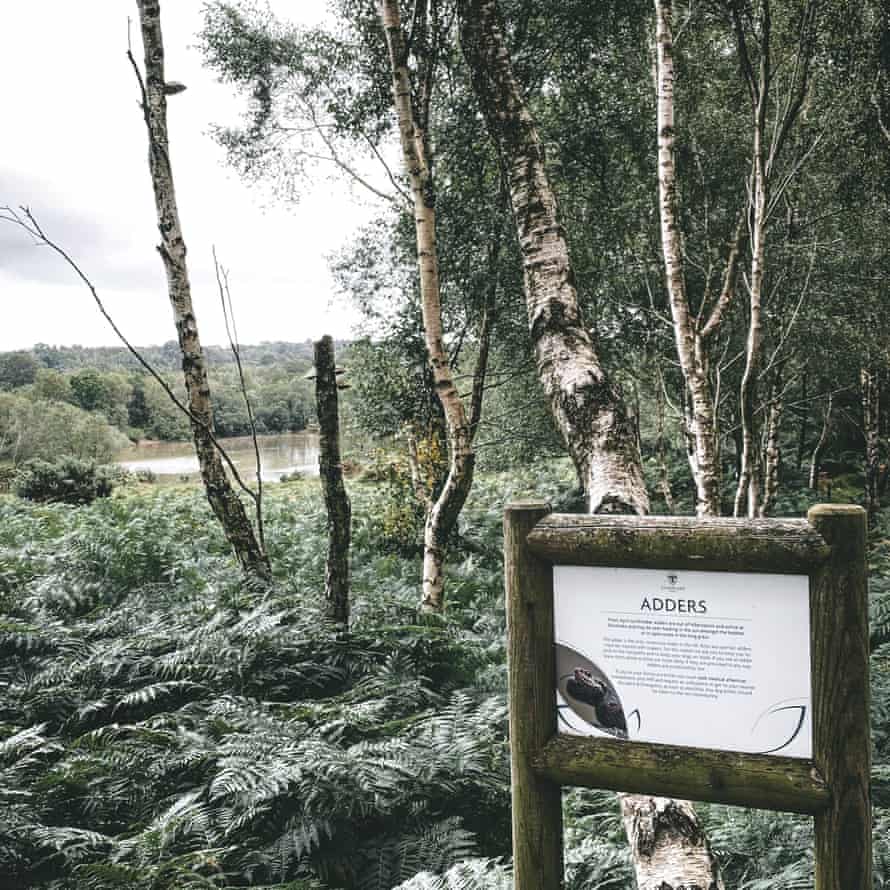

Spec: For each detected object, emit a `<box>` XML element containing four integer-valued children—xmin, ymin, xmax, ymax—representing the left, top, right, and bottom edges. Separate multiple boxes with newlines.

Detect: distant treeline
<box><xmin>0</xmin><ymin>342</ymin><xmax>331</xmax><ymax>464</ymax></box>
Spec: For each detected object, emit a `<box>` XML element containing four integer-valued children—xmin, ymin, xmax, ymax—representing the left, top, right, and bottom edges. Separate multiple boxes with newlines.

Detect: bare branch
<box><xmin>213</xmin><ymin>248</ymin><xmax>266</xmax><ymax>554</ymax></box>
<box><xmin>0</xmin><ymin>206</ymin><xmax>258</xmax><ymax>502</ymax></box>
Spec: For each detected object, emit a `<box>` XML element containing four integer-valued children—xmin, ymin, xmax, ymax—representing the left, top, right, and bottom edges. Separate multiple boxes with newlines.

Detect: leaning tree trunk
<box><xmin>380</xmin><ymin>0</ymin><xmax>475</xmax><ymax>612</ymax></box>
<box><xmin>457</xmin><ymin>0</ymin><xmax>648</xmax><ymax>515</ymax></box>
<box><xmin>457</xmin><ymin>3</ymin><xmax>726</xmax><ymax>888</ymax></box>
<box><xmin>862</xmin><ymin>366</ymin><xmax>881</xmax><ymax>516</ymax></box>
<box><xmin>314</xmin><ymin>336</ymin><xmax>351</xmax><ymax>625</ymax></box>
<box><xmin>655</xmin><ymin>0</ymin><xmax>721</xmax><ymax>517</ymax></box>
<box><xmin>135</xmin><ymin>0</ymin><xmax>269</xmax><ymax>578</ymax></box>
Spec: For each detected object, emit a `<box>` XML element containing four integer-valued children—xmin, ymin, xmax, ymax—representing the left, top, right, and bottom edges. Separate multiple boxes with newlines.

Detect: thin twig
<box><xmin>213</xmin><ymin>247</ymin><xmax>266</xmax><ymax>554</ymax></box>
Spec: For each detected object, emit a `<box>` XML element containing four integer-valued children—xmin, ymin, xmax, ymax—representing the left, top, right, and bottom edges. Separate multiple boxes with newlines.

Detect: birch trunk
<box><xmin>733</xmin><ymin>104</ymin><xmax>768</xmax><ymax>518</ymax></box>
<box><xmin>809</xmin><ymin>391</ymin><xmax>833</xmax><ymax>490</ymax></box>
<box><xmin>862</xmin><ymin>366</ymin><xmax>881</xmax><ymax>516</ymax></box>
<box><xmin>655</xmin><ymin>368</ymin><xmax>676</xmax><ymax>514</ymax></box>
<box><xmin>621</xmin><ymin>796</ymin><xmax>724</xmax><ymax>890</ymax></box>
<box><xmin>458</xmin><ymin>3</ymin><xmax>727</xmax><ymax>888</ymax></box>
<box><xmin>314</xmin><ymin>336</ymin><xmax>351</xmax><ymax>625</ymax></box>
<box><xmin>759</xmin><ymin>371</ymin><xmax>783</xmax><ymax>517</ymax></box>
<box><xmin>457</xmin><ymin>0</ymin><xmax>648</xmax><ymax>515</ymax></box>
<box><xmin>731</xmin><ymin>0</ymin><xmax>815</xmax><ymax>517</ymax></box>
<box><xmin>135</xmin><ymin>0</ymin><xmax>269</xmax><ymax>579</ymax></box>
<box><xmin>380</xmin><ymin>0</ymin><xmax>475</xmax><ymax>612</ymax></box>
<box><xmin>655</xmin><ymin>0</ymin><xmax>721</xmax><ymax>517</ymax></box>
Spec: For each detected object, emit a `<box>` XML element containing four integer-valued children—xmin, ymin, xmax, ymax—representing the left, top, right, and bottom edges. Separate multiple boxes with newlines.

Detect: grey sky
<box><xmin>0</xmin><ymin>1</ymin><xmax>391</xmax><ymax>350</ymax></box>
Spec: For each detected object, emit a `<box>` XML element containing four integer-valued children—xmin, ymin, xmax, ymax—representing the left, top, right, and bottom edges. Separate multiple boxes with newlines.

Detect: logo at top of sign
<box><xmin>661</xmin><ymin>572</ymin><xmax>685</xmax><ymax>593</ymax></box>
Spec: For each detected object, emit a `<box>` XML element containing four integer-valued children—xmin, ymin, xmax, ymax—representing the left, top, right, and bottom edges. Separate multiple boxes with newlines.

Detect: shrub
<box><xmin>13</xmin><ymin>457</ymin><xmax>115</xmax><ymax>505</ymax></box>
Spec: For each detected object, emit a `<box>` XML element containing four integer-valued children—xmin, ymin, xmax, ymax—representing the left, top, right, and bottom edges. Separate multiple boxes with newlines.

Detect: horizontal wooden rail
<box><xmin>527</xmin><ymin>514</ymin><xmax>830</xmax><ymax>573</ymax></box>
<box><xmin>531</xmin><ymin>734</ymin><xmax>830</xmax><ymax>815</ymax></box>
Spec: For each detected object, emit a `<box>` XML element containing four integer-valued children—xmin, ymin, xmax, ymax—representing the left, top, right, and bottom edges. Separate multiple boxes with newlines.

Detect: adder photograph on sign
<box><xmin>554</xmin><ymin>565</ymin><xmax>812</xmax><ymax>758</ymax></box>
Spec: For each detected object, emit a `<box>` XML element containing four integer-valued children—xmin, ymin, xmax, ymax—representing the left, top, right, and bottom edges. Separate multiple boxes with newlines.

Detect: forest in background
<box><xmin>0</xmin><ymin>343</ymin><xmax>320</xmax><ymax>463</ymax></box>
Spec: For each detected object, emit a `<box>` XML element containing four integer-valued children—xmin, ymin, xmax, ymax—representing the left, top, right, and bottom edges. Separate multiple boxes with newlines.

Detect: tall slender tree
<box><xmin>134</xmin><ymin>0</ymin><xmax>269</xmax><ymax>578</ymax></box>
<box><xmin>379</xmin><ymin>0</ymin><xmax>476</xmax><ymax>612</ymax></box>
<box><xmin>655</xmin><ymin>0</ymin><xmax>744</xmax><ymax>516</ymax></box>
<box><xmin>456</xmin><ymin>2</ymin><xmax>724</xmax><ymax>888</ymax></box>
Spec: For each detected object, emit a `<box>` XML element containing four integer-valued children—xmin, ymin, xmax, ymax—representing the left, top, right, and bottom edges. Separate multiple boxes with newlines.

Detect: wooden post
<box><xmin>314</xmin><ymin>336</ymin><xmax>351</xmax><ymax>626</ymax></box>
<box><xmin>504</xmin><ymin>502</ymin><xmax>563</xmax><ymax>890</ymax></box>
<box><xmin>808</xmin><ymin>505</ymin><xmax>871</xmax><ymax>890</ymax></box>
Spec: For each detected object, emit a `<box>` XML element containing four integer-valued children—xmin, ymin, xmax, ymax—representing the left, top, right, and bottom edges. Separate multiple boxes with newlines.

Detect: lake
<box><xmin>116</xmin><ymin>431</ymin><xmax>320</xmax><ymax>482</ymax></box>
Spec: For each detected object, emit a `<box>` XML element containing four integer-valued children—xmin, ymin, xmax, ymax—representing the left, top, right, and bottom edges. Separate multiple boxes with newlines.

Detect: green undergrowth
<box><xmin>0</xmin><ymin>460</ymin><xmax>888</xmax><ymax>889</ymax></box>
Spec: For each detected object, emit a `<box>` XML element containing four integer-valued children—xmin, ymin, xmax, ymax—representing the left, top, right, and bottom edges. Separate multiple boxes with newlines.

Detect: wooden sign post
<box><xmin>503</xmin><ymin>502</ymin><xmax>871</xmax><ymax>890</ymax></box>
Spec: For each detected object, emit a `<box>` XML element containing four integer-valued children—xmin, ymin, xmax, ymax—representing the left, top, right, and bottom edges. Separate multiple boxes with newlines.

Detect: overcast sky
<box><xmin>0</xmin><ymin>2</ymin><xmax>391</xmax><ymax>350</ymax></box>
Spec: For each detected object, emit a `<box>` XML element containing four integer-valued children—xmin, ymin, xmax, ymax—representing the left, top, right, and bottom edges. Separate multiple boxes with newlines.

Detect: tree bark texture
<box><xmin>733</xmin><ymin>118</ymin><xmax>767</xmax><ymax>518</ymax></box>
<box><xmin>655</xmin><ymin>369</ymin><xmax>676</xmax><ymax>514</ymax></box>
<box><xmin>655</xmin><ymin>0</ymin><xmax>721</xmax><ymax>517</ymax></box>
<box><xmin>458</xmin><ymin>3</ymin><xmax>725</xmax><ymax>887</ymax></box>
<box><xmin>314</xmin><ymin>336</ymin><xmax>351</xmax><ymax>625</ymax></box>
<box><xmin>809</xmin><ymin>391</ymin><xmax>833</xmax><ymax>490</ymax></box>
<box><xmin>135</xmin><ymin>0</ymin><xmax>270</xmax><ymax>579</ymax></box>
<box><xmin>731</xmin><ymin>0</ymin><xmax>815</xmax><ymax>517</ymax></box>
<box><xmin>457</xmin><ymin>0</ymin><xmax>649</xmax><ymax>516</ymax></box>
<box><xmin>380</xmin><ymin>0</ymin><xmax>476</xmax><ymax>612</ymax></box>
<box><xmin>759</xmin><ymin>369</ymin><xmax>783</xmax><ymax>517</ymax></box>
<box><xmin>620</xmin><ymin>796</ymin><xmax>723</xmax><ymax>890</ymax></box>
<box><xmin>862</xmin><ymin>366</ymin><xmax>881</xmax><ymax>516</ymax></box>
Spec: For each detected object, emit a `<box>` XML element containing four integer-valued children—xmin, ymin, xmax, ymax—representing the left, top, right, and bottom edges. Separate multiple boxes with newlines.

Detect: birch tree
<box><xmin>456</xmin><ymin>3</ymin><xmax>727</xmax><ymax>888</ymax></box>
<box><xmin>456</xmin><ymin>0</ymin><xmax>649</xmax><ymax>516</ymax></box>
<box><xmin>134</xmin><ymin>0</ymin><xmax>270</xmax><ymax>578</ymax></box>
<box><xmin>729</xmin><ymin>0</ymin><xmax>818</xmax><ymax>517</ymax></box>
<box><xmin>379</xmin><ymin>0</ymin><xmax>477</xmax><ymax>612</ymax></box>
<box><xmin>655</xmin><ymin>0</ymin><xmax>744</xmax><ymax>516</ymax></box>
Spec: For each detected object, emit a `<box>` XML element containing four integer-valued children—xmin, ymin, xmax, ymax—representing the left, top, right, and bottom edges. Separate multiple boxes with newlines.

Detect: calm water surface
<box><xmin>116</xmin><ymin>432</ymin><xmax>320</xmax><ymax>482</ymax></box>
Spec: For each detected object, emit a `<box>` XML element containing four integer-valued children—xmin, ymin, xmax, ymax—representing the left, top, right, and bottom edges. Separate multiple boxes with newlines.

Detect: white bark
<box><xmin>732</xmin><ymin>0</ymin><xmax>816</xmax><ymax>518</ymax></box>
<box><xmin>862</xmin><ymin>366</ymin><xmax>881</xmax><ymax>515</ymax></box>
<box><xmin>809</xmin><ymin>391</ymin><xmax>833</xmax><ymax>490</ymax></box>
<box><xmin>621</xmin><ymin>795</ymin><xmax>724</xmax><ymax>890</ymax></box>
<box><xmin>759</xmin><ymin>371</ymin><xmax>783</xmax><ymax>517</ymax></box>
<box><xmin>458</xmin><ymin>0</ymin><xmax>648</xmax><ymax>515</ymax></box>
<box><xmin>655</xmin><ymin>0</ymin><xmax>722</xmax><ymax>517</ymax></box>
<box><xmin>134</xmin><ymin>0</ymin><xmax>269</xmax><ymax>578</ymax></box>
<box><xmin>380</xmin><ymin>0</ymin><xmax>475</xmax><ymax>612</ymax></box>
<box><xmin>458</xmin><ymin>3</ymin><xmax>727</xmax><ymax>888</ymax></box>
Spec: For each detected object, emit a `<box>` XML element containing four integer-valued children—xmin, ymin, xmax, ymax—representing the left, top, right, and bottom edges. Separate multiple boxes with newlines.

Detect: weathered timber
<box><xmin>527</xmin><ymin>514</ymin><xmax>829</xmax><ymax>574</ymax></box>
<box><xmin>504</xmin><ymin>502</ymin><xmax>563</xmax><ymax>890</ymax></box>
<box><xmin>808</xmin><ymin>505</ymin><xmax>871</xmax><ymax>890</ymax></box>
<box><xmin>532</xmin><ymin>735</ymin><xmax>828</xmax><ymax>815</ymax></box>
<box><xmin>315</xmin><ymin>336</ymin><xmax>351</xmax><ymax>626</ymax></box>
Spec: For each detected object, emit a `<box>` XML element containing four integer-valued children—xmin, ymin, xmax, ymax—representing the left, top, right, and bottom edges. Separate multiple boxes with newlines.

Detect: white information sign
<box><xmin>554</xmin><ymin>566</ymin><xmax>812</xmax><ymax>758</ymax></box>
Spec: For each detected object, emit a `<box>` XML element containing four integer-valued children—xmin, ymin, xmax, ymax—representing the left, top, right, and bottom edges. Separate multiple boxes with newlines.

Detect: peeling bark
<box><xmin>457</xmin><ymin>0</ymin><xmax>648</xmax><ymax>515</ymax></box>
<box><xmin>135</xmin><ymin>0</ymin><xmax>269</xmax><ymax>579</ymax></box>
<box><xmin>655</xmin><ymin>0</ymin><xmax>723</xmax><ymax>517</ymax></box>
<box><xmin>621</xmin><ymin>795</ymin><xmax>724</xmax><ymax>890</ymax></box>
<box><xmin>315</xmin><ymin>336</ymin><xmax>351</xmax><ymax>625</ymax></box>
<box><xmin>380</xmin><ymin>0</ymin><xmax>475</xmax><ymax>612</ymax></box>
<box><xmin>457</xmin><ymin>2</ymin><xmax>730</xmax><ymax>886</ymax></box>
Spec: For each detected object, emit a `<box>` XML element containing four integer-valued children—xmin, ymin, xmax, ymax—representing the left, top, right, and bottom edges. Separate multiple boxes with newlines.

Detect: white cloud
<box><xmin>0</xmin><ymin>1</ymin><xmax>387</xmax><ymax>350</ymax></box>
